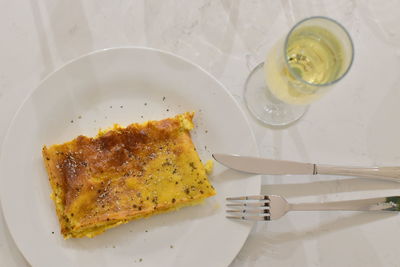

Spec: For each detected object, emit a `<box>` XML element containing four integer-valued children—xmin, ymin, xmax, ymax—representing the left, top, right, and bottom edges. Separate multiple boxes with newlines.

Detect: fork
<box><xmin>226</xmin><ymin>195</ymin><xmax>400</xmax><ymax>221</ymax></box>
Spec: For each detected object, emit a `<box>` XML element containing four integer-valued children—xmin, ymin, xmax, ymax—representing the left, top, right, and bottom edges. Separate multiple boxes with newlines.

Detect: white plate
<box><xmin>0</xmin><ymin>47</ymin><xmax>260</xmax><ymax>267</ymax></box>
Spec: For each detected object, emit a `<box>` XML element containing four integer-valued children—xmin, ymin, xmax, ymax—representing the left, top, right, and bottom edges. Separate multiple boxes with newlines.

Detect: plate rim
<box><xmin>0</xmin><ymin>46</ymin><xmax>261</xmax><ymax>266</ymax></box>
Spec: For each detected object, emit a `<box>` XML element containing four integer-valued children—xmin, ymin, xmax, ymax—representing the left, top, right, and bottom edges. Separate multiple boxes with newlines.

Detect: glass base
<box><xmin>244</xmin><ymin>62</ymin><xmax>308</xmax><ymax>126</ymax></box>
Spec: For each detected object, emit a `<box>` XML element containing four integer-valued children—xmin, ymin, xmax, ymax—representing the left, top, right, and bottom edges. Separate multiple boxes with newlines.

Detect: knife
<box><xmin>212</xmin><ymin>153</ymin><xmax>400</xmax><ymax>182</ymax></box>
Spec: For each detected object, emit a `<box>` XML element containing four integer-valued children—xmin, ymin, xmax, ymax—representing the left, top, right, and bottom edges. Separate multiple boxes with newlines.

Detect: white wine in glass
<box><xmin>244</xmin><ymin>16</ymin><xmax>354</xmax><ymax>126</ymax></box>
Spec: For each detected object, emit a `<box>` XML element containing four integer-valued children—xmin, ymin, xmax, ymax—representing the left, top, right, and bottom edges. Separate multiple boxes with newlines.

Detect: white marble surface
<box><xmin>1</xmin><ymin>0</ymin><xmax>400</xmax><ymax>266</ymax></box>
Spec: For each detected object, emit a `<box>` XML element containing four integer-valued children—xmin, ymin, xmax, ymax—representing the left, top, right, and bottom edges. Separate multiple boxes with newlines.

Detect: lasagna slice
<box><xmin>42</xmin><ymin>112</ymin><xmax>215</xmax><ymax>239</ymax></box>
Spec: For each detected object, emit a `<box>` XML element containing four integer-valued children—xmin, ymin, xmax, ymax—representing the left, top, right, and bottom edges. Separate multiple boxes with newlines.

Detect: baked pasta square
<box><xmin>42</xmin><ymin>112</ymin><xmax>215</xmax><ymax>238</ymax></box>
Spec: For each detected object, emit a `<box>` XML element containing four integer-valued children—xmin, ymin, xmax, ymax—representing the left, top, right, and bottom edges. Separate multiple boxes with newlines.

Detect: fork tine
<box><xmin>226</xmin><ymin>215</ymin><xmax>271</xmax><ymax>221</ymax></box>
<box><xmin>226</xmin><ymin>202</ymin><xmax>270</xmax><ymax>207</ymax></box>
<box><xmin>226</xmin><ymin>209</ymin><xmax>270</xmax><ymax>214</ymax></box>
<box><xmin>226</xmin><ymin>195</ymin><xmax>272</xmax><ymax>221</ymax></box>
<box><xmin>226</xmin><ymin>195</ymin><xmax>269</xmax><ymax>201</ymax></box>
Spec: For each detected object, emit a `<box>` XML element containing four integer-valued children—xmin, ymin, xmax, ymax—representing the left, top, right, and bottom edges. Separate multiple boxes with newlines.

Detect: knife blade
<box><xmin>212</xmin><ymin>153</ymin><xmax>316</xmax><ymax>175</ymax></box>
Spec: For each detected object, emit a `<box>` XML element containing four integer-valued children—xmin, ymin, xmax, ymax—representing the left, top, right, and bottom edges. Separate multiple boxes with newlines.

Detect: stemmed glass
<box><xmin>244</xmin><ymin>16</ymin><xmax>354</xmax><ymax>126</ymax></box>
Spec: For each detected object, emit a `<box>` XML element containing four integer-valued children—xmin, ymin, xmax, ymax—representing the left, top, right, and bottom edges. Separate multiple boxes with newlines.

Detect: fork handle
<box><xmin>316</xmin><ymin>165</ymin><xmax>400</xmax><ymax>181</ymax></box>
<box><xmin>290</xmin><ymin>197</ymin><xmax>399</xmax><ymax>211</ymax></box>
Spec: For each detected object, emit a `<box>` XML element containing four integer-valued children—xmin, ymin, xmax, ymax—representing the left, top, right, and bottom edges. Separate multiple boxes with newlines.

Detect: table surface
<box><xmin>2</xmin><ymin>1</ymin><xmax>400</xmax><ymax>266</ymax></box>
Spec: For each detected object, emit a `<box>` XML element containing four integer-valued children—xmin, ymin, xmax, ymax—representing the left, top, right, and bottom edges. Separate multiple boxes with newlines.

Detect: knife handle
<box><xmin>316</xmin><ymin>165</ymin><xmax>400</xmax><ymax>181</ymax></box>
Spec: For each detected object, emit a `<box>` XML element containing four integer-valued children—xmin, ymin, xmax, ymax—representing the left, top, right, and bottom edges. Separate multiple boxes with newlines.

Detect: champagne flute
<box><xmin>244</xmin><ymin>16</ymin><xmax>354</xmax><ymax>126</ymax></box>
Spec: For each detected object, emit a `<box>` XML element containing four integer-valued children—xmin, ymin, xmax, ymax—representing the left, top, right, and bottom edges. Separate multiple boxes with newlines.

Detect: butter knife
<box><xmin>212</xmin><ymin>153</ymin><xmax>400</xmax><ymax>182</ymax></box>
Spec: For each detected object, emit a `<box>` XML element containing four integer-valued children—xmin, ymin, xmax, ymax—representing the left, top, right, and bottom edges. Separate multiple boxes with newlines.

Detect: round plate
<box><xmin>0</xmin><ymin>47</ymin><xmax>260</xmax><ymax>267</ymax></box>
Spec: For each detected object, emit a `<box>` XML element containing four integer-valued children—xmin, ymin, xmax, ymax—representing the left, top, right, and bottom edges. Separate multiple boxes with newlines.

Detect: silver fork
<box><xmin>226</xmin><ymin>195</ymin><xmax>400</xmax><ymax>221</ymax></box>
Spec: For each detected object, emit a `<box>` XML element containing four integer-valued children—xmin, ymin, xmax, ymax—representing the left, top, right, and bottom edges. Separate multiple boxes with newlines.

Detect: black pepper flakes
<box><xmin>70</xmin><ymin>120</ymin><xmax>74</xmax><ymax>123</ymax></box>
<box><xmin>51</xmin><ymin>231</ymin><xmax>54</xmax><ymax>234</ymax></box>
<box><xmin>162</xmin><ymin>161</ymin><xmax>172</xmax><ymax>167</ymax></box>
<box><xmin>172</xmin><ymin>198</ymin><xmax>176</xmax><ymax>203</ymax></box>
<box><xmin>162</xmin><ymin>96</ymin><xmax>166</xmax><ymax>101</ymax></box>
<box><xmin>46</xmin><ymin>157</ymin><xmax>50</xmax><ymax>161</ymax></box>
<box><xmin>184</xmin><ymin>188</ymin><xmax>190</xmax><ymax>194</ymax></box>
<box><xmin>144</xmin><ymin>103</ymin><xmax>147</xmax><ymax>106</ymax></box>
<box><xmin>189</xmin><ymin>162</ymin><xmax>196</xmax><ymax>170</ymax></box>
<box><xmin>120</xmin><ymin>105</ymin><xmax>123</xmax><ymax>108</ymax></box>
<box><xmin>166</xmin><ymin>109</ymin><xmax>169</xmax><ymax>112</ymax></box>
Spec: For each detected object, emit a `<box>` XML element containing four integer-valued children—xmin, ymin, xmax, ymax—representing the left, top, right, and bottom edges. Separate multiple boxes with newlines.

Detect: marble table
<box><xmin>2</xmin><ymin>1</ymin><xmax>400</xmax><ymax>266</ymax></box>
